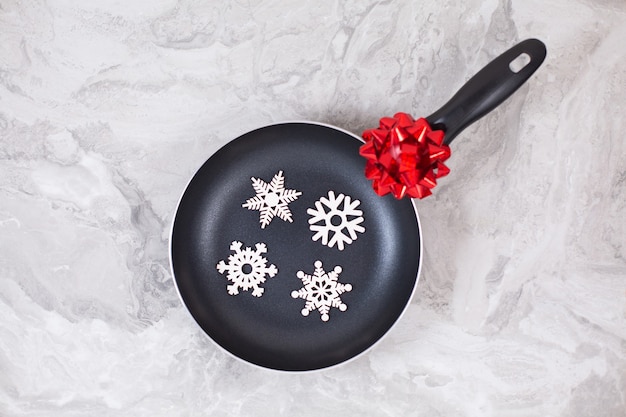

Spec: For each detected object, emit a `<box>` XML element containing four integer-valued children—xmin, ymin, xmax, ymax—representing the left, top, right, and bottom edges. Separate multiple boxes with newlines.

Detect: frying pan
<box><xmin>170</xmin><ymin>39</ymin><xmax>546</xmax><ymax>371</ymax></box>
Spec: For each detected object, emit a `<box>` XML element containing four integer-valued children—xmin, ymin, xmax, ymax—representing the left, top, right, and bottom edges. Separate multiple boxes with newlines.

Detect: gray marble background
<box><xmin>1</xmin><ymin>0</ymin><xmax>625</xmax><ymax>416</ymax></box>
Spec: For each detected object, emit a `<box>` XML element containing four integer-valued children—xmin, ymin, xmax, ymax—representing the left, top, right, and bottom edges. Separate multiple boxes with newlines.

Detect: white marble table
<box><xmin>1</xmin><ymin>0</ymin><xmax>625</xmax><ymax>415</ymax></box>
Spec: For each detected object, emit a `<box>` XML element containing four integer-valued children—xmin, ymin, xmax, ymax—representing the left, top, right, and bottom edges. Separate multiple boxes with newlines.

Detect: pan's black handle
<box><xmin>426</xmin><ymin>39</ymin><xmax>546</xmax><ymax>145</ymax></box>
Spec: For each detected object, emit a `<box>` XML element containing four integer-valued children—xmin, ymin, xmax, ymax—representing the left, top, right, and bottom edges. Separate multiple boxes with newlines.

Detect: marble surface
<box><xmin>1</xmin><ymin>0</ymin><xmax>625</xmax><ymax>415</ymax></box>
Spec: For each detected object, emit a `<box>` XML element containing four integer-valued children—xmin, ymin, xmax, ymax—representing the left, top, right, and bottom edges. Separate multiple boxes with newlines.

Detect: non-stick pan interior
<box><xmin>170</xmin><ymin>123</ymin><xmax>421</xmax><ymax>371</ymax></box>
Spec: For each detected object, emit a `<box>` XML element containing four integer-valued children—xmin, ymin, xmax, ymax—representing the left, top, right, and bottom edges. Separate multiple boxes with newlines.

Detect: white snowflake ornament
<box><xmin>307</xmin><ymin>191</ymin><xmax>365</xmax><ymax>251</ymax></box>
<box><xmin>216</xmin><ymin>241</ymin><xmax>278</xmax><ymax>297</ymax></box>
<box><xmin>291</xmin><ymin>260</ymin><xmax>353</xmax><ymax>322</ymax></box>
<box><xmin>242</xmin><ymin>170</ymin><xmax>302</xmax><ymax>229</ymax></box>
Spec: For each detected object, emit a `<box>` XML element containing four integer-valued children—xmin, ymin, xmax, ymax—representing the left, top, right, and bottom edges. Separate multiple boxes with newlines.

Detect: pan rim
<box><xmin>168</xmin><ymin>120</ymin><xmax>423</xmax><ymax>372</ymax></box>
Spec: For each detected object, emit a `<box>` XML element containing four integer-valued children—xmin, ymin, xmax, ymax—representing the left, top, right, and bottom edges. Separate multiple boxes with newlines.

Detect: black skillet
<box><xmin>170</xmin><ymin>39</ymin><xmax>546</xmax><ymax>371</ymax></box>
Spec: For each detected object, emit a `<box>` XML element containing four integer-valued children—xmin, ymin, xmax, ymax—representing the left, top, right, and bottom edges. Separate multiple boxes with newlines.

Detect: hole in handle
<box><xmin>509</xmin><ymin>53</ymin><xmax>532</xmax><ymax>73</ymax></box>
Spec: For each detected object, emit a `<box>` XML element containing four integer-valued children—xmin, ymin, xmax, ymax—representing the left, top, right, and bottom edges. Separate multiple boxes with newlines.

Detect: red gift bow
<box><xmin>359</xmin><ymin>112</ymin><xmax>451</xmax><ymax>199</ymax></box>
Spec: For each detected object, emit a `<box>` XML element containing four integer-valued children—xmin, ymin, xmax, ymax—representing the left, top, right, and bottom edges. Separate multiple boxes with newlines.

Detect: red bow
<box><xmin>360</xmin><ymin>112</ymin><xmax>451</xmax><ymax>199</ymax></box>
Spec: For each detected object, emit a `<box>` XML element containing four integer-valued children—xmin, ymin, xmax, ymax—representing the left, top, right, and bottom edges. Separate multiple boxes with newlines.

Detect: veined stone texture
<box><xmin>0</xmin><ymin>0</ymin><xmax>624</xmax><ymax>416</ymax></box>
